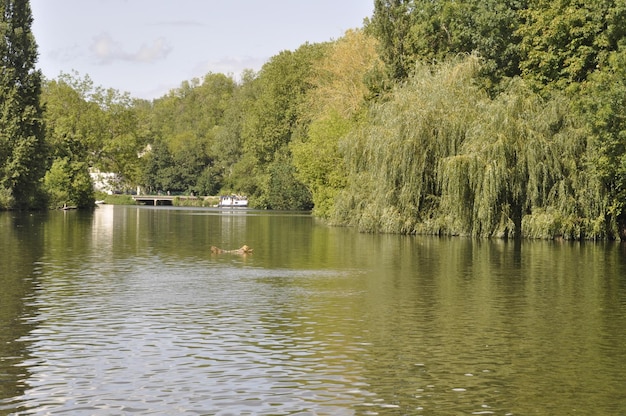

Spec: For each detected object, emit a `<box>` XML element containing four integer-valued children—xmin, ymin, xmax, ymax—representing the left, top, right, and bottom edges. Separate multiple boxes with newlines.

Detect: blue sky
<box><xmin>30</xmin><ymin>0</ymin><xmax>374</xmax><ymax>100</ymax></box>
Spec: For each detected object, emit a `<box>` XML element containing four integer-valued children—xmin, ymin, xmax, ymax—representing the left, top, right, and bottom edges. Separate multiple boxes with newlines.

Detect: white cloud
<box><xmin>90</xmin><ymin>33</ymin><xmax>172</xmax><ymax>64</ymax></box>
<box><xmin>135</xmin><ymin>38</ymin><xmax>172</xmax><ymax>63</ymax></box>
<box><xmin>90</xmin><ymin>33</ymin><xmax>121</xmax><ymax>63</ymax></box>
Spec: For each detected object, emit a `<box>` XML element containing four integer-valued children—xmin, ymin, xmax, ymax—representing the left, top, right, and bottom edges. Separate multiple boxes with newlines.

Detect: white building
<box><xmin>90</xmin><ymin>169</ymin><xmax>121</xmax><ymax>195</ymax></box>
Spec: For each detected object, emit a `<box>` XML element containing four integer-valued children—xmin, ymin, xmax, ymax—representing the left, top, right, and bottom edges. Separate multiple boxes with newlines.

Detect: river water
<box><xmin>1</xmin><ymin>205</ymin><xmax>625</xmax><ymax>415</ymax></box>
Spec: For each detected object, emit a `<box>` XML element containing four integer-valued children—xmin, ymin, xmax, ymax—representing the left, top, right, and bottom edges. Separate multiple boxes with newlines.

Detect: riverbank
<box><xmin>96</xmin><ymin>194</ymin><xmax>220</xmax><ymax>207</ymax></box>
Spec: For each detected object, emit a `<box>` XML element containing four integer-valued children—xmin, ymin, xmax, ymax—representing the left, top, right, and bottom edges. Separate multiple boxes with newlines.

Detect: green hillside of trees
<box><xmin>3</xmin><ymin>0</ymin><xmax>626</xmax><ymax>239</ymax></box>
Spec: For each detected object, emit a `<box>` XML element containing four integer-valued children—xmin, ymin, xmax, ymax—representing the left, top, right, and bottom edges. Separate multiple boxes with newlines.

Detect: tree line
<box><xmin>2</xmin><ymin>0</ymin><xmax>626</xmax><ymax>239</ymax></box>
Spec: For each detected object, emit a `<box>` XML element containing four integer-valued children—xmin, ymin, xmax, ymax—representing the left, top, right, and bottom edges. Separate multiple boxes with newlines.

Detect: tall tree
<box><xmin>292</xmin><ymin>30</ymin><xmax>382</xmax><ymax>218</ymax></box>
<box><xmin>366</xmin><ymin>0</ymin><xmax>414</xmax><ymax>82</ymax></box>
<box><xmin>212</xmin><ymin>69</ymin><xmax>260</xmax><ymax>191</ymax></box>
<box><xmin>237</xmin><ymin>43</ymin><xmax>328</xmax><ymax>208</ymax></box>
<box><xmin>0</xmin><ymin>0</ymin><xmax>47</xmax><ymax>209</ymax></box>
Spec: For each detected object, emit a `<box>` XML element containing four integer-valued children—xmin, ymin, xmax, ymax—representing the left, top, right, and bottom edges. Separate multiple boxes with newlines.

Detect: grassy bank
<box><xmin>96</xmin><ymin>194</ymin><xmax>137</xmax><ymax>205</ymax></box>
<box><xmin>172</xmin><ymin>196</ymin><xmax>220</xmax><ymax>207</ymax></box>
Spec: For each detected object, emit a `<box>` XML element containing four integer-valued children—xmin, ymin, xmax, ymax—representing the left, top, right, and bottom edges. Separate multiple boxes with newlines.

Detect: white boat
<box><xmin>218</xmin><ymin>195</ymin><xmax>248</xmax><ymax>208</ymax></box>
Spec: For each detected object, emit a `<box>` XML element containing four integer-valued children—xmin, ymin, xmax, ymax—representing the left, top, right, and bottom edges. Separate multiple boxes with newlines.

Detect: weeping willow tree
<box><xmin>440</xmin><ymin>80</ymin><xmax>606</xmax><ymax>239</ymax></box>
<box><xmin>334</xmin><ymin>56</ymin><xmax>611</xmax><ymax>239</ymax></box>
<box><xmin>334</xmin><ymin>56</ymin><xmax>486</xmax><ymax>233</ymax></box>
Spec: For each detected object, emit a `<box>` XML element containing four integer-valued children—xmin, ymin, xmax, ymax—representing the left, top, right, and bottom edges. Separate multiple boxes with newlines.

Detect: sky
<box><xmin>30</xmin><ymin>0</ymin><xmax>374</xmax><ymax>100</ymax></box>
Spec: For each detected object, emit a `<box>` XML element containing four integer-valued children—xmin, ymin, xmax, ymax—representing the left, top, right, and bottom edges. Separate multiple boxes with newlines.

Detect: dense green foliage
<box><xmin>517</xmin><ymin>0</ymin><xmax>626</xmax><ymax>91</ymax></box>
<box><xmin>577</xmin><ymin>50</ymin><xmax>626</xmax><ymax>237</ymax></box>
<box><xmin>345</xmin><ymin>0</ymin><xmax>626</xmax><ymax>239</ymax></box>
<box><xmin>291</xmin><ymin>30</ymin><xmax>382</xmax><ymax>218</ymax></box>
<box><xmin>13</xmin><ymin>0</ymin><xmax>626</xmax><ymax>238</ymax></box>
<box><xmin>366</xmin><ymin>0</ymin><xmax>525</xmax><ymax>90</ymax></box>
<box><xmin>236</xmin><ymin>43</ymin><xmax>328</xmax><ymax>209</ymax></box>
<box><xmin>44</xmin><ymin>157</ymin><xmax>93</xmax><ymax>209</ymax></box>
<box><xmin>0</xmin><ymin>0</ymin><xmax>47</xmax><ymax>209</ymax></box>
<box><xmin>41</xmin><ymin>72</ymin><xmax>140</xmax><ymax>208</ymax></box>
<box><xmin>141</xmin><ymin>73</ymin><xmax>234</xmax><ymax>196</ymax></box>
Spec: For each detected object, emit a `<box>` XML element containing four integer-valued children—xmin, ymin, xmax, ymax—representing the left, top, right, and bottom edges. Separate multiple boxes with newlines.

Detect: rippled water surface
<box><xmin>1</xmin><ymin>205</ymin><xmax>626</xmax><ymax>415</ymax></box>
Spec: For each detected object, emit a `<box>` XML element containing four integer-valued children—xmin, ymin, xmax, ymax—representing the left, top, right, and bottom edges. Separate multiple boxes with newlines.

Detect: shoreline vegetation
<box><xmin>95</xmin><ymin>194</ymin><xmax>220</xmax><ymax>208</ymax></box>
<box><xmin>3</xmin><ymin>1</ymin><xmax>626</xmax><ymax>240</ymax></box>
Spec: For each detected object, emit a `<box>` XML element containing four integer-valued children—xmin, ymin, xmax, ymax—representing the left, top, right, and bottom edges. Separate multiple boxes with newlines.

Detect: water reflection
<box><xmin>0</xmin><ymin>206</ymin><xmax>625</xmax><ymax>415</ymax></box>
<box><xmin>0</xmin><ymin>212</ymin><xmax>45</xmax><ymax>411</ymax></box>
